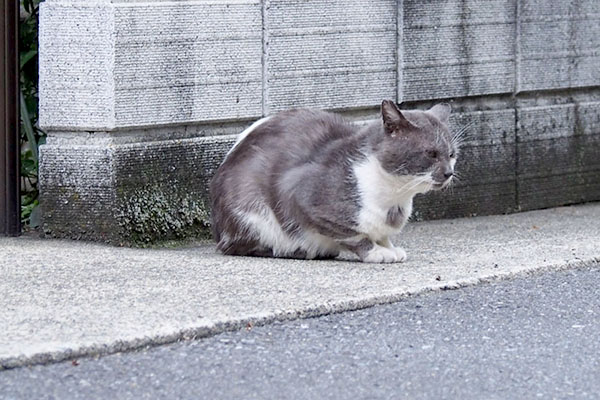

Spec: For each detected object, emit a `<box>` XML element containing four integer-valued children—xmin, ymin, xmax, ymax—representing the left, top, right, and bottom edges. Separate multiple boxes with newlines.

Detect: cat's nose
<box><xmin>443</xmin><ymin>170</ymin><xmax>454</xmax><ymax>179</ymax></box>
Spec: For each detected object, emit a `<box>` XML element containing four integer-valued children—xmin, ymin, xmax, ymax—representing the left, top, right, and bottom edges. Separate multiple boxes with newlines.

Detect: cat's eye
<box><xmin>450</xmin><ymin>151</ymin><xmax>456</xmax><ymax>158</ymax></box>
<box><xmin>427</xmin><ymin>149</ymin><xmax>439</xmax><ymax>159</ymax></box>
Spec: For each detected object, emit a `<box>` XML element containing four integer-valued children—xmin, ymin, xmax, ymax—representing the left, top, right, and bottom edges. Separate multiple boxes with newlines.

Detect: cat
<box><xmin>210</xmin><ymin>100</ymin><xmax>459</xmax><ymax>263</ymax></box>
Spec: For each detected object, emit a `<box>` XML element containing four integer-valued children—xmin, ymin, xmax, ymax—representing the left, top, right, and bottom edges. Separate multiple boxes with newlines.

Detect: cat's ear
<box><xmin>428</xmin><ymin>103</ymin><xmax>451</xmax><ymax>124</ymax></box>
<box><xmin>381</xmin><ymin>100</ymin><xmax>414</xmax><ymax>135</ymax></box>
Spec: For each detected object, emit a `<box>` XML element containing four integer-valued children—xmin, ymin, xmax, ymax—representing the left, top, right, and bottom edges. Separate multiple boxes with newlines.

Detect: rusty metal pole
<box><xmin>0</xmin><ymin>0</ymin><xmax>20</xmax><ymax>236</ymax></box>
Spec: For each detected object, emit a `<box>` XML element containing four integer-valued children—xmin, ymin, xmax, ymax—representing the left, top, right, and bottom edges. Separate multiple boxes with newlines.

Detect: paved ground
<box><xmin>2</xmin><ymin>264</ymin><xmax>599</xmax><ymax>399</ymax></box>
<box><xmin>2</xmin><ymin>204</ymin><xmax>600</xmax><ymax>370</ymax></box>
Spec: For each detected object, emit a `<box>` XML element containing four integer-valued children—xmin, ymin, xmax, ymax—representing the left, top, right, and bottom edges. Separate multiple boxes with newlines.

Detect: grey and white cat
<box><xmin>210</xmin><ymin>100</ymin><xmax>459</xmax><ymax>263</ymax></box>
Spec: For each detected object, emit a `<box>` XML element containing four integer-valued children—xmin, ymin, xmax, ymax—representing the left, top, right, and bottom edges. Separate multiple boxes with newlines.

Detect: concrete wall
<box><xmin>39</xmin><ymin>0</ymin><xmax>600</xmax><ymax>245</ymax></box>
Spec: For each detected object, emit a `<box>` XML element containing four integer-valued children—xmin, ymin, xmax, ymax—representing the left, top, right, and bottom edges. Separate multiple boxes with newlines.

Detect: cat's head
<box><xmin>376</xmin><ymin>100</ymin><xmax>459</xmax><ymax>191</ymax></box>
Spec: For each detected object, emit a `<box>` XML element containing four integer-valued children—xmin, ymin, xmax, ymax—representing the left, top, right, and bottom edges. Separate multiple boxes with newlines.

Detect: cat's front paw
<box><xmin>392</xmin><ymin>246</ymin><xmax>407</xmax><ymax>262</ymax></box>
<box><xmin>362</xmin><ymin>246</ymin><xmax>399</xmax><ymax>263</ymax></box>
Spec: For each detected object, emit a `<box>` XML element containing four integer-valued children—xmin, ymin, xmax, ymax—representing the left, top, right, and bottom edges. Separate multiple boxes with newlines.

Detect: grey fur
<box><xmin>210</xmin><ymin>100</ymin><xmax>458</xmax><ymax>261</ymax></box>
<box><xmin>339</xmin><ymin>237</ymin><xmax>375</xmax><ymax>260</ymax></box>
<box><xmin>386</xmin><ymin>206</ymin><xmax>404</xmax><ymax>228</ymax></box>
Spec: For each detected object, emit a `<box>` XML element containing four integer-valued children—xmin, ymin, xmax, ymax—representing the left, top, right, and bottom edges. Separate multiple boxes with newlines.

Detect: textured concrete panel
<box><xmin>39</xmin><ymin>144</ymin><xmax>116</xmax><ymax>241</ymax></box>
<box><xmin>40</xmin><ymin>1</ymin><xmax>262</xmax><ymax>130</ymax></box>
<box><xmin>519</xmin><ymin>0</ymin><xmax>600</xmax><ymax>91</ymax></box>
<box><xmin>265</xmin><ymin>0</ymin><xmax>397</xmax><ymax>112</ymax></box>
<box><xmin>402</xmin><ymin>0</ymin><xmax>515</xmax><ymax>101</ymax></box>
<box><xmin>414</xmin><ymin>109</ymin><xmax>518</xmax><ymax>220</ymax></box>
<box><xmin>517</xmin><ymin>102</ymin><xmax>600</xmax><ymax>210</ymax></box>
<box><xmin>113</xmin><ymin>1</ymin><xmax>262</xmax><ymax>126</ymax></box>
<box><xmin>40</xmin><ymin>135</ymin><xmax>235</xmax><ymax>244</ymax></box>
<box><xmin>112</xmin><ymin>136</ymin><xmax>234</xmax><ymax>243</ymax></box>
<box><xmin>38</xmin><ymin>146</ymin><xmax>114</xmax><ymax>188</ymax></box>
<box><xmin>39</xmin><ymin>2</ymin><xmax>116</xmax><ymax>130</ymax></box>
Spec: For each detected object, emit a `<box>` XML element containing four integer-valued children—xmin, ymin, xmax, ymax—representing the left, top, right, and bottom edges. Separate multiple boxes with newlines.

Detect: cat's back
<box><xmin>225</xmin><ymin>108</ymin><xmax>355</xmax><ymax>167</ymax></box>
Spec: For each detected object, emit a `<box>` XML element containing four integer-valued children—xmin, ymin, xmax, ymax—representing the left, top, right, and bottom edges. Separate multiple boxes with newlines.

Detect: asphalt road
<box><xmin>2</xmin><ymin>264</ymin><xmax>599</xmax><ymax>400</ymax></box>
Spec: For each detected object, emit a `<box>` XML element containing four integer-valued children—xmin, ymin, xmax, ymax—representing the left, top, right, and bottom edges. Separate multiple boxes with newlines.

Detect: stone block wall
<box><xmin>39</xmin><ymin>0</ymin><xmax>600</xmax><ymax>244</ymax></box>
<box><xmin>265</xmin><ymin>0</ymin><xmax>397</xmax><ymax>111</ymax></box>
<box><xmin>402</xmin><ymin>0</ymin><xmax>516</xmax><ymax>101</ymax></box>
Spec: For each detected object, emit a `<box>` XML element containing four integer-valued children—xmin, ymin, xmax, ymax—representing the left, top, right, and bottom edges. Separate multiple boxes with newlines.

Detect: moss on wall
<box><xmin>116</xmin><ymin>185</ymin><xmax>212</xmax><ymax>247</ymax></box>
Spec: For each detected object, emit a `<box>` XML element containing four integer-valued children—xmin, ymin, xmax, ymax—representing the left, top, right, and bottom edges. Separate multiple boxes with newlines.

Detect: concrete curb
<box><xmin>2</xmin><ymin>204</ymin><xmax>600</xmax><ymax>370</ymax></box>
<box><xmin>2</xmin><ymin>258</ymin><xmax>599</xmax><ymax>371</ymax></box>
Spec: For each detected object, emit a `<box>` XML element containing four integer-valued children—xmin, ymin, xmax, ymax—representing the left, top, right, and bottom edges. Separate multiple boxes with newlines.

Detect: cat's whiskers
<box><xmin>451</xmin><ymin>136</ymin><xmax>466</xmax><ymax>149</ymax></box>
<box><xmin>451</xmin><ymin>126</ymin><xmax>471</xmax><ymax>145</ymax></box>
<box><xmin>451</xmin><ymin>121</ymin><xmax>474</xmax><ymax>148</ymax></box>
<box><xmin>394</xmin><ymin>174</ymin><xmax>431</xmax><ymax>195</ymax></box>
<box><xmin>444</xmin><ymin>171</ymin><xmax>463</xmax><ymax>194</ymax></box>
<box><xmin>454</xmin><ymin>120</ymin><xmax>474</xmax><ymax>137</ymax></box>
<box><xmin>392</xmin><ymin>176</ymin><xmax>422</xmax><ymax>194</ymax></box>
<box><xmin>447</xmin><ymin>181</ymin><xmax>455</xmax><ymax>195</ymax></box>
<box><xmin>452</xmin><ymin>170</ymin><xmax>464</xmax><ymax>182</ymax></box>
<box><xmin>392</xmin><ymin>163</ymin><xmax>407</xmax><ymax>174</ymax></box>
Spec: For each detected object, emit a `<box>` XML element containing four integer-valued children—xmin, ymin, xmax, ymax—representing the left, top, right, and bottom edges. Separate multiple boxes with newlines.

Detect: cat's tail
<box><xmin>218</xmin><ymin>240</ymin><xmax>274</xmax><ymax>258</ymax></box>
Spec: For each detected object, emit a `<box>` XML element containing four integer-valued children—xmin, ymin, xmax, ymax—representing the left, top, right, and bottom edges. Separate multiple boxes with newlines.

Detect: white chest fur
<box><xmin>353</xmin><ymin>155</ymin><xmax>430</xmax><ymax>241</ymax></box>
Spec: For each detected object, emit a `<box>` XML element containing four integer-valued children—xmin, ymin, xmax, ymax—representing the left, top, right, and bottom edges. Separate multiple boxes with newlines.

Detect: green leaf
<box><xmin>21</xmin><ymin>199</ymin><xmax>40</xmax><ymax>225</ymax></box>
<box><xmin>20</xmin><ymin>89</ymin><xmax>38</xmax><ymax>163</ymax></box>
<box><xmin>20</xmin><ymin>49</ymin><xmax>37</xmax><ymax>70</ymax></box>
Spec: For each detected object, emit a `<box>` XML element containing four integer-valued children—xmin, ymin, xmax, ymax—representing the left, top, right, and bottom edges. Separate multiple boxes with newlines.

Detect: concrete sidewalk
<box><xmin>2</xmin><ymin>204</ymin><xmax>600</xmax><ymax>370</ymax></box>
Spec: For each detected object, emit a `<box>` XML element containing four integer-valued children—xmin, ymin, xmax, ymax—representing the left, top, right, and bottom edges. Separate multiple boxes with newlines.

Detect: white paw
<box><xmin>362</xmin><ymin>246</ymin><xmax>399</xmax><ymax>263</ymax></box>
<box><xmin>391</xmin><ymin>246</ymin><xmax>407</xmax><ymax>262</ymax></box>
